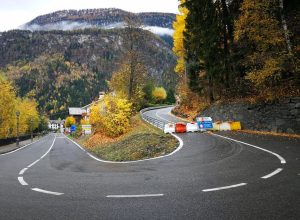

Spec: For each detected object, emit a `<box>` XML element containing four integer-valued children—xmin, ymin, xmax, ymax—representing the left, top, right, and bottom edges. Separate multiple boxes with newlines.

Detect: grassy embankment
<box><xmin>76</xmin><ymin>115</ymin><xmax>178</xmax><ymax>161</ymax></box>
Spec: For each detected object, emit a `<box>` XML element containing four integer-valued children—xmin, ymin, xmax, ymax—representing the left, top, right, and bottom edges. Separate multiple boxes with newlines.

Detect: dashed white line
<box><xmin>202</xmin><ymin>183</ymin><xmax>247</xmax><ymax>192</ymax></box>
<box><xmin>106</xmin><ymin>194</ymin><xmax>164</xmax><ymax>198</ymax></box>
<box><xmin>18</xmin><ymin>176</ymin><xmax>28</xmax><ymax>186</ymax></box>
<box><xmin>19</xmin><ymin>168</ymin><xmax>28</xmax><ymax>175</ymax></box>
<box><xmin>31</xmin><ymin>188</ymin><xmax>64</xmax><ymax>196</ymax></box>
<box><xmin>261</xmin><ymin>168</ymin><xmax>283</xmax><ymax>179</ymax></box>
<box><xmin>17</xmin><ymin>135</ymin><xmax>64</xmax><ymax>196</ymax></box>
<box><xmin>211</xmin><ymin>133</ymin><xmax>286</xmax><ymax>164</ymax></box>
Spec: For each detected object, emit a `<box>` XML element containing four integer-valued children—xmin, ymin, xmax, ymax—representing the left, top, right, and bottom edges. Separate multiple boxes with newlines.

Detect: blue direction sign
<box><xmin>196</xmin><ymin>117</ymin><xmax>213</xmax><ymax>129</ymax></box>
<box><xmin>71</xmin><ymin>125</ymin><xmax>77</xmax><ymax>133</ymax></box>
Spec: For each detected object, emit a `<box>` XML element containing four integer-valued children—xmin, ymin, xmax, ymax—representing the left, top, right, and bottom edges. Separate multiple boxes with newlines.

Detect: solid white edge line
<box><xmin>31</xmin><ymin>188</ymin><xmax>64</xmax><ymax>196</ymax></box>
<box><xmin>261</xmin><ymin>168</ymin><xmax>283</xmax><ymax>179</ymax></box>
<box><xmin>106</xmin><ymin>194</ymin><xmax>164</xmax><ymax>198</ymax></box>
<box><xmin>18</xmin><ymin>176</ymin><xmax>28</xmax><ymax>186</ymax></box>
<box><xmin>202</xmin><ymin>183</ymin><xmax>247</xmax><ymax>192</ymax></box>
<box><xmin>0</xmin><ymin>135</ymin><xmax>48</xmax><ymax>157</ymax></box>
<box><xmin>65</xmin><ymin>133</ymin><xmax>183</xmax><ymax>164</ymax></box>
<box><xmin>27</xmin><ymin>159</ymin><xmax>41</xmax><ymax>168</ymax></box>
<box><xmin>19</xmin><ymin>168</ymin><xmax>28</xmax><ymax>175</ymax></box>
<box><xmin>211</xmin><ymin>133</ymin><xmax>286</xmax><ymax>164</ymax></box>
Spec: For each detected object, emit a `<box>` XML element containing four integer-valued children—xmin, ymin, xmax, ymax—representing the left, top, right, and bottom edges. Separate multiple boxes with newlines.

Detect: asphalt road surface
<box><xmin>0</xmin><ymin>107</ymin><xmax>299</xmax><ymax>220</ymax></box>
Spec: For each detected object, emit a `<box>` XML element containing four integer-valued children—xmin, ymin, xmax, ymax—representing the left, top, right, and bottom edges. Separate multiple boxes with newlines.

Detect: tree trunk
<box><xmin>208</xmin><ymin>75</ymin><xmax>214</xmax><ymax>103</ymax></box>
<box><xmin>279</xmin><ymin>0</ymin><xmax>292</xmax><ymax>54</ymax></box>
<box><xmin>220</xmin><ymin>0</ymin><xmax>230</xmax><ymax>88</ymax></box>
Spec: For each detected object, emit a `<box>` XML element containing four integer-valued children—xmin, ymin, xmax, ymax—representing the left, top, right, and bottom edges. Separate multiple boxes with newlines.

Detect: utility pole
<box><xmin>30</xmin><ymin>118</ymin><xmax>33</xmax><ymax>142</ymax></box>
<box><xmin>16</xmin><ymin>111</ymin><xmax>20</xmax><ymax>147</ymax></box>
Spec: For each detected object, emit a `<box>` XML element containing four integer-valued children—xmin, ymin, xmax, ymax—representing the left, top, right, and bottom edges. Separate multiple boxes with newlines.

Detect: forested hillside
<box><xmin>173</xmin><ymin>0</ymin><xmax>299</xmax><ymax>117</ymax></box>
<box><xmin>0</xmin><ymin>28</ymin><xmax>177</xmax><ymax>118</ymax></box>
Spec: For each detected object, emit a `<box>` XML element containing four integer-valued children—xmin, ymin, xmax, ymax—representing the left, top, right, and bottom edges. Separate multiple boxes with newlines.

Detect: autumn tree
<box><xmin>0</xmin><ymin>75</ymin><xmax>17</xmax><ymax>138</ymax></box>
<box><xmin>0</xmin><ymin>75</ymin><xmax>40</xmax><ymax>138</ymax></box>
<box><xmin>65</xmin><ymin>116</ymin><xmax>76</xmax><ymax>127</ymax></box>
<box><xmin>152</xmin><ymin>87</ymin><xmax>167</xmax><ymax>103</ymax></box>
<box><xmin>173</xmin><ymin>0</ymin><xmax>189</xmax><ymax>76</ymax></box>
<box><xmin>234</xmin><ymin>0</ymin><xmax>288</xmax><ymax>87</ymax></box>
<box><xmin>109</xmin><ymin>59</ymin><xmax>147</xmax><ymax>111</ymax></box>
<box><xmin>89</xmin><ymin>95</ymin><xmax>132</xmax><ymax>137</ymax></box>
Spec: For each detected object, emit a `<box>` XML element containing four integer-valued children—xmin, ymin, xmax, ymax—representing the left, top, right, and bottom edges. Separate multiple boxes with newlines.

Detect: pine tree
<box><xmin>184</xmin><ymin>0</ymin><xmax>223</xmax><ymax>102</ymax></box>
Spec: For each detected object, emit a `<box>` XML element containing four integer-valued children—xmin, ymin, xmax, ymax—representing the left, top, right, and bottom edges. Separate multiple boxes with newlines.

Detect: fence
<box><xmin>0</xmin><ymin>132</ymin><xmax>46</xmax><ymax>147</ymax></box>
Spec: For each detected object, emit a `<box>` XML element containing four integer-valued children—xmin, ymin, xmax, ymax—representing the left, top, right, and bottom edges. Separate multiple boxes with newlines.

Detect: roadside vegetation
<box><xmin>68</xmin><ymin>17</ymin><xmax>178</xmax><ymax>161</ymax></box>
<box><xmin>0</xmin><ymin>75</ymin><xmax>48</xmax><ymax>139</ymax></box>
<box><xmin>172</xmin><ymin>0</ymin><xmax>299</xmax><ymax>119</ymax></box>
<box><xmin>77</xmin><ymin>115</ymin><xmax>178</xmax><ymax>161</ymax></box>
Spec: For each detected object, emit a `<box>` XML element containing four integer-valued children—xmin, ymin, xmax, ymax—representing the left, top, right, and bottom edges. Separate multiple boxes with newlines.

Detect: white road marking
<box><xmin>19</xmin><ymin>168</ymin><xmax>28</xmax><ymax>175</ymax></box>
<box><xmin>106</xmin><ymin>194</ymin><xmax>164</xmax><ymax>198</ymax></box>
<box><xmin>202</xmin><ymin>183</ymin><xmax>247</xmax><ymax>192</ymax></box>
<box><xmin>18</xmin><ymin>176</ymin><xmax>28</xmax><ymax>186</ymax></box>
<box><xmin>31</xmin><ymin>188</ymin><xmax>64</xmax><ymax>196</ymax></box>
<box><xmin>27</xmin><ymin>159</ymin><xmax>41</xmax><ymax>168</ymax></box>
<box><xmin>261</xmin><ymin>168</ymin><xmax>283</xmax><ymax>179</ymax></box>
<box><xmin>66</xmin><ymin>133</ymin><xmax>183</xmax><ymax>164</ymax></box>
<box><xmin>211</xmin><ymin>133</ymin><xmax>286</xmax><ymax>164</ymax></box>
<box><xmin>17</xmin><ymin>135</ymin><xmax>63</xmax><ymax>197</ymax></box>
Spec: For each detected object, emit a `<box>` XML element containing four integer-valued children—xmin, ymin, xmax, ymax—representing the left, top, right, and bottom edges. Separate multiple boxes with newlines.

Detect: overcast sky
<box><xmin>0</xmin><ymin>0</ymin><xmax>179</xmax><ymax>31</ymax></box>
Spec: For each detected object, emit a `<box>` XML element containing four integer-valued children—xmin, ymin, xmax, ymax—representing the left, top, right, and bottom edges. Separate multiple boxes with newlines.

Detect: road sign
<box><xmin>82</xmin><ymin>125</ymin><xmax>92</xmax><ymax>135</ymax></box>
<box><xmin>196</xmin><ymin>117</ymin><xmax>213</xmax><ymax>129</ymax></box>
<box><xmin>71</xmin><ymin>125</ymin><xmax>77</xmax><ymax>133</ymax></box>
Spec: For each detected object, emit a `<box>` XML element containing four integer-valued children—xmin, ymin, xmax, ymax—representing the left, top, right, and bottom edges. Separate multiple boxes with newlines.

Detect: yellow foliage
<box><xmin>0</xmin><ymin>75</ymin><xmax>17</xmax><ymax>138</ymax></box>
<box><xmin>65</xmin><ymin>116</ymin><xmax>76</xmax><ymax>127</ymax></box>
<box><xmin>234</xmin><ymin>0</ymin><xmax>286</xmax><ymax>86</ymax></box>
<box><xmin>80</xmin><ymin>119</ymin><xmax>90</xmax><ymax>125</ymax></box>
<box><xmin>152</xmin><ymin>87</ymin><xmax>167</xmax><ymax>102</ymax></box>
<box><xmin>173</xmin><ymin>0</ymin><xmax>188</xmax><ymax>76</ymax></box>
<box><xmin>16</xmin><ymin>98</ymin><xmax>40</xmax><ymax>135</ymax></box>
<box><xmin>246</xmin><ymin>58</ymin><xmax>281</xmax><ymax>86</ymax></box>
<box><xmin>109</xmin><ymin>59</ymin><xmax>146</xmax><ymax>111</ymax></box>
<box><xmin>0</xmin><ymin>75</ymin><xmax>39</xmax><ymax>138</ymax></box>
<box><xmin>89</xmin><ymin>95</ymin><xmax>132</xmax><ymax>137</ymax></box>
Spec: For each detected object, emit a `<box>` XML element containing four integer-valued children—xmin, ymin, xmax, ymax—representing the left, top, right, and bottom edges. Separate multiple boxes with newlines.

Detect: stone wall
<box><xmin>200</xmin><ymin>97</ymin><xmax>300</xmax><ymax>134</ymax></box>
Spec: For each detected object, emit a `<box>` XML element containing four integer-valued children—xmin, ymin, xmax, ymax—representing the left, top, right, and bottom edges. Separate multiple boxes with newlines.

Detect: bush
<box><xmin>89</xmin><ymin>95</ymin><xmax>132</xmax><ymax>137</ymax></box>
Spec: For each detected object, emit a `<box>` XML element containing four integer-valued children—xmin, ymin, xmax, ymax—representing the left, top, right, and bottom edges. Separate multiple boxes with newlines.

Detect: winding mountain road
<box><xmin>0</xmin><ymin>107</ymin><xmax>299</xmax><ymax>220</ymax></box>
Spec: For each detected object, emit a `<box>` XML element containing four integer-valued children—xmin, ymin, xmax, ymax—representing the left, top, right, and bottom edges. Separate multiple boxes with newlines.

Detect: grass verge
<box><xmin>75</xmin><ymin>114</ymin><xmax>178</xmax><ymax>162</ymax></box>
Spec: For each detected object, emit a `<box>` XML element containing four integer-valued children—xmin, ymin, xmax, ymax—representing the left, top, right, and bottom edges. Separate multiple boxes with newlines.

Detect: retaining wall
<box><xmin>200</xmin><ymin>97</ymin><xmax>300</xmax><ymax>134</ymax></box>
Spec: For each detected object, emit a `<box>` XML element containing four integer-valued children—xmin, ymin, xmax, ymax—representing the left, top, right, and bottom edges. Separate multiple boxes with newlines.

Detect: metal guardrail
<box><xmin>141</xmin><ymin>114</ymin><xmax>165</xmax><ymax>130</ymax></box>
<box><xmin>140</xmin><ymin>106</ymin><xmax>174</xmax><ymax>130</ymax></box>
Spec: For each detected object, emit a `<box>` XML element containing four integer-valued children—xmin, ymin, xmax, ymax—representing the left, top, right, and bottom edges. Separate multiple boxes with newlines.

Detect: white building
<box><xmin>69</xmin><ymin>92</ymin><xmax>105</xmax><ymax>121</ymax></box>
<box><xmin>48</xmin><ymin>120</ymin><xmax>65</xmax><ymax>132</ymax></box>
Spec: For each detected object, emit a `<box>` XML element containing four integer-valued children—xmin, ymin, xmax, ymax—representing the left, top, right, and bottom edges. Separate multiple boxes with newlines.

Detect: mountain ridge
<box><xmin>19</xmin><ymin>8</ymin><xmax>176</xmax><ymax>36</ymax></box>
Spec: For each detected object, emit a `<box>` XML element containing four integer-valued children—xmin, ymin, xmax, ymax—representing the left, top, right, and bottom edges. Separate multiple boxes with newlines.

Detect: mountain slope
<box><xmin>20</xmin><ymin>8</ymin><xmax>176</xmax><ymax>36</ymax></box>
<box><xmin>0</xmin><ymin>28</ymin><xmax>177</xmax><ymax>118</ymax></box>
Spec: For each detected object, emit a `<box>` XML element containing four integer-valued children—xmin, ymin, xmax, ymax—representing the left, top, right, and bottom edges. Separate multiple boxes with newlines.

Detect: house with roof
<box><xmin>68</xmin><ymin>92</ymin><xmax>105</xmax><ymax>122</ymax></box>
